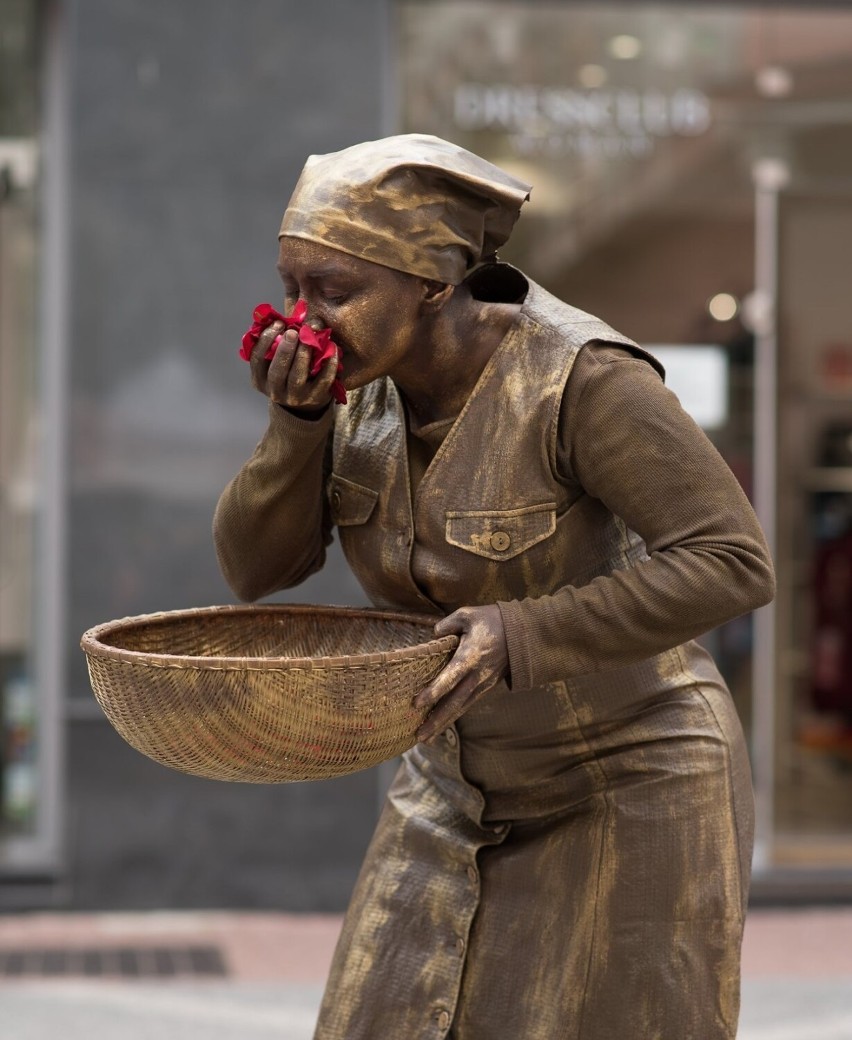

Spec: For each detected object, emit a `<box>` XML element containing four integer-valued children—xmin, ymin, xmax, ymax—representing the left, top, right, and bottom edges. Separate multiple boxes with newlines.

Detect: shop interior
<box><xmin>398</xmin><ymin>0</ymin><xmax>852</xmax><ymax>870</ymax></box>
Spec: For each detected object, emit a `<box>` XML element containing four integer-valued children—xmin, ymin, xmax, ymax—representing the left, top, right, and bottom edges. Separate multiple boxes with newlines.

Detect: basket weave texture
<box><xmin>80</xmin><ymin>604</ymin><xmax>457</xmax><ymax>783</ymax></box>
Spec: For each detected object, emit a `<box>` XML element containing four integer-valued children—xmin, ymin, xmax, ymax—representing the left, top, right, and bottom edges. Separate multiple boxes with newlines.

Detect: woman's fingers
<box><xmin>286</xmin><ymin>345</ymin><xmax>337</xmax><ymax>408</ymax></box>
<box><xmin>416</xmin><ymin>673</ymin><xmax>497</xmax><ymax>743</ymax></box>
<box><xmin>314</xmin><ymin>349</ymin><xmax>341</xmax><ymax>395</ymax></box>
<box><xmin>249</xmin><ymin>321</ymin><xmax>285</xmax><ymax>391</ymax></box>
<box><xmin>254</xmin><ymin>320</ymin><xmax>283</xmax><ymax>362</ymax></box>
<box><xmin>433</xmin><ymin>610</ymin><xmax>470</xmax><ymax>639</ymax></box>
<box><xmin>248</xmin><ymin>318</ymin><xmax>338</xmax><ymax>408</ymax></box>
<box><xmin>265</xmin><ymin>328</ymin><xmax>299</xmax><ymax>397</ymax></box>
<box><xmin>415</xmin><ymin>606</ymin><xmax>502</xmax><ymax>708</ymax></box>
<box><xmin>287</xmin><ymin>340</ymin><xmax>313</xmax><ymax>389</ymax></box>
<box><xmin>413</xmin><ymin>604</ymin><xmax>510</xmax><ymax>743</ymax></box>
<box><xmin>259</xmin><ymin>328</ymin><xmax>337</xmax><ymax>410</ymax></box>
<box><xmin>414</xmin><ymin>645</ymin><xmax>470</xmax><ymax>710</ymax></box>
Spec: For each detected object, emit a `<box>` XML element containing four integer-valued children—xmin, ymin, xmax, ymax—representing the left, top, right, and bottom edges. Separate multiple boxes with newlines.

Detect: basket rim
<box><xmin>80</xmin><ymin>603</ymin><xmax>459</xmax><ymax>673</ymax></box>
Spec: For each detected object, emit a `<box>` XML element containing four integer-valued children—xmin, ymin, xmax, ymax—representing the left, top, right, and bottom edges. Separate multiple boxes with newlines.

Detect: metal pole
<box><xmin>34</xmin><ymin>0</ymin><xmax>70</xmax><ymax>873</ymax></box>
<box><xmin>750</xmin><ymin>157</ymin><xmax>788</xmax><ymax>872</ymax></box>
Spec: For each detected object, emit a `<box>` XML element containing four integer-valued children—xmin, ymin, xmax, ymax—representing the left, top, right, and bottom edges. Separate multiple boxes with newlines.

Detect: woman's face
<box><xmin>276</xmin><ymin>236</ymin><xmax>431</xmax><ymax>391</ymax></box>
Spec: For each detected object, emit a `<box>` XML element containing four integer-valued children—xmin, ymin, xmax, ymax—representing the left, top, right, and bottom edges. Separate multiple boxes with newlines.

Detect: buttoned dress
<box><xmin>214</xmin><ymin>271</ymin><xmax>775</xmax><ymax>1040</ymax></box>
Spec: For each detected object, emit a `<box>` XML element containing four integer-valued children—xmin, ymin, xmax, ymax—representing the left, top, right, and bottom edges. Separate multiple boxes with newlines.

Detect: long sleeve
<box><xmin>497</xmin><ymin>345</ymin><xmax>776</xmax><ymax>689</ymax></box>
<box><xmin>213</xmin><ymin>402</ymin><xmax>334</xmax><ymax>601</ymax></box>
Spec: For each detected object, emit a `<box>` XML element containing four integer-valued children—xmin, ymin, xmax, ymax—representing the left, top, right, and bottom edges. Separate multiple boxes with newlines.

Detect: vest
<box><xmin>328</xmin><ymin>277</ymin><xmax>657</xmax><ymax>616</ymax></box>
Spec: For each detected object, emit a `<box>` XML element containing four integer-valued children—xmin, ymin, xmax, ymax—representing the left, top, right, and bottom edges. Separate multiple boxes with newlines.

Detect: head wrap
<box><xmin>278</xmin><ymin>134</ymin><xmax>531</xmax><ymax>285</ymax></box>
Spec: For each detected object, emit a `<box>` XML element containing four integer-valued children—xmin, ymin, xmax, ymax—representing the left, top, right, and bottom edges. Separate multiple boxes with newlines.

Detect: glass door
<box><xmin>394</xmin><ymin>0</ymin><xmax>852</xmax><ymax>883</ymax></box>
<box><xmin>0</xmin><ymin>0</ymin><xmax>63</xmax><ymax>875</ymax></box>
<box><xmin>772</xmin><ymin>185</ymin><xmax>852</xmax><ymax>867</ymax></box>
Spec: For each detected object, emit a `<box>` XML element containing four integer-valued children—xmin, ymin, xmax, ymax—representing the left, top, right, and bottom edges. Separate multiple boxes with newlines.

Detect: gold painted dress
<box><xmin>214</xmin><ymin>270</ymin><xmax>775</xmax><ymax>1040</ymax></box>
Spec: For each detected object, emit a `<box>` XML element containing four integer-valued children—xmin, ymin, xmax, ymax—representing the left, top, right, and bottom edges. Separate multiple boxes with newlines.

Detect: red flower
<box><xmin>239</xmin><ymin>299</ymin><xmax>347</xmax><ymax>404</ymax></box>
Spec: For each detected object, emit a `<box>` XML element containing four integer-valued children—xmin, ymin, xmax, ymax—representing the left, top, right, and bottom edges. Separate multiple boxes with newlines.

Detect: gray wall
<box><xmin>65</xmin><ymin>0</ymin><xmax>391</xmax><ymax>909</ymax></box>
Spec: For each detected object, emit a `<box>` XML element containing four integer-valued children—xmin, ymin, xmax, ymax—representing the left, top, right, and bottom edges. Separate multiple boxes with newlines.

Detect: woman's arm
<box><xmin>212</xmin><ymin>403</ymin><xmax>334</xmax><ymax>601</ymax></box>
<box><xmin>497</xmin><ymin>345</ymin><xmax>776</xmax><ymax>689</ymax></box>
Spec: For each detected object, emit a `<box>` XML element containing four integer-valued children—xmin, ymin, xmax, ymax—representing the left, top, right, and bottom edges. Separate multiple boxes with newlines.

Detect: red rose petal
<box><xmin>289</xmin><ymin>299</ymin><xmax>308</xmax><ymax>324</ymax></box>
<box><xmin>298</xmin><ymin>324</ymin><xmax>320</xmax><ymax>348</ymax></box>
<box><xmin>239</xmin><ymin>333</ymin><xmax>255</xmax><ymax>361</ymax></box>
<box><xmin>253</xmin><ymin>303</ymin><xmax>284</xmax><ymax>325</ymax></box>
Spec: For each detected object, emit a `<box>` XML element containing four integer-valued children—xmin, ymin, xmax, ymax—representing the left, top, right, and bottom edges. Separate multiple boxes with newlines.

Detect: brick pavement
<box><xmin>742</xmin><ymin>906</ymin><xmax>852</xmax><ymax>976</ymax></box>
<box><xmin>0</xmin><ymin>910</ymin><xmax>341</xmax><ymax>983</ymax></box>
<box><xmin>2</xmin><ymin>905</ymin><xmax>851</xmax><ymax>981</ymax></box>
<box><xmin>0</xmin><ymin>906</ymin><xmax>851</xmax><ymax>1039</ymax></box>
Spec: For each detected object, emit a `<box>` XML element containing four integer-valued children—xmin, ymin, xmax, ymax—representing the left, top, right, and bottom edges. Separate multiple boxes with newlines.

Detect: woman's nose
<box><xmin>301</xmin><ymin>299</ymin><xmax>325</xmax><ymax>330</ymax></box>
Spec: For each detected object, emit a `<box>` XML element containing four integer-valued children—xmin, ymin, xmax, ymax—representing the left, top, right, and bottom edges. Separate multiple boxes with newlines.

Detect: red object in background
<box><xmin>239</xmin><ymin>300</ymin><xmax>347</xmax><ymax>404</ymax></box>
<box><xmin>820</xmin><ymin>342</ymin><xmax>852</xmax><ymax>393</ymax></box>
<box><xmin>812</xmin><ymin>529</ymin><xmax>852</xmax><ymax>722</ymax></box>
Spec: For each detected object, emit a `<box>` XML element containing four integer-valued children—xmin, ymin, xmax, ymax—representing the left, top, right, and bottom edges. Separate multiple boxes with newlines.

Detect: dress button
<box><xmin>331</xmin><ymin>490</ymin><xmax>341</xmax><ymax>511</ymax></box>
<box><xmin>436</xmin><ymin>1009</ymin><xmax>451</xmax><ymax>1031</ymax></box>
<box><xmin>466</xmin><ymin>865</ymin><xmax>478</xmax><ymax>885</ymax></box>
<box><xmin>490</xmin><ymin>530</ymin><xmax>511</xmax><ymax>552</ymax></box>
<box><xmin>445</xmin><ymin>728</ymin><xmax>458</xmax><ymax>748</ymax></box>
<box><xmin>455</xmin><ymin>937</ymin><xmax>465</xmax><ymax>956</ymax></box>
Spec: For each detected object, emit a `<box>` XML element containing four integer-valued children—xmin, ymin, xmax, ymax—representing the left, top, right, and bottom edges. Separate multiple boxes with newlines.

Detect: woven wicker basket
<box><xmin>80</xmin><ymin>604</ymin><xmax>457</xmax><ymax>783</ymax></box>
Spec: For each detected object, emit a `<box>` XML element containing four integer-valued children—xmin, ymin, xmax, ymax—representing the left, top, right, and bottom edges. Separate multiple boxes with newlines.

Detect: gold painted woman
<box><xmin>215</xmin><ymin>134</ymin><xmax>775</xmax><ymax>1040</ymax></box>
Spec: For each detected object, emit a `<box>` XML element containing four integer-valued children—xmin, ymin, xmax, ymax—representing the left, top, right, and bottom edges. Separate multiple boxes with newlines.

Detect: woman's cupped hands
<box><xmin>414</xmin><ymin>605</ymin><xmax>510</xmax><ymax>743</ymax></box>
<box><xmin>243</xmin><ymin>302</ymin><xmax>345</xmax><ymax>412</ymax></box>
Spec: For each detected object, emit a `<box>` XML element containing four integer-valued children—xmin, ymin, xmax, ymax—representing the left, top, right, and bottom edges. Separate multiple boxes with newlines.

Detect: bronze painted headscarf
<box><xmin>278</xmin><ymin>134</ymin><xmax>531</xmax><ymax>285</ymax></box>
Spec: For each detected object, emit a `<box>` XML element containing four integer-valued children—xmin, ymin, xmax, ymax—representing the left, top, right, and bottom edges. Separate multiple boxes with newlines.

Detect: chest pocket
<box><xmin>445</xmin><ymin>502</ymin><xmax>556</xmax><ymax>561</ymax></box>
<box><xmin>328</xmin><ymin>474</ymin><xmax>379</xmax><ymax>527</ymax></box>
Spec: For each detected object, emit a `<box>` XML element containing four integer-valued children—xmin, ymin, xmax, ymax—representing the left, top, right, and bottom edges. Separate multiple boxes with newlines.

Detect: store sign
<box><xmin>454</xmin><ymin>84</ymin><xmax>712</xmax><ymax>158</ymax></box>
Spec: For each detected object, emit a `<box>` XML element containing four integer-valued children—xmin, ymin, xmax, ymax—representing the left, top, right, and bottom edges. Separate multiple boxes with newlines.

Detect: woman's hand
<box><xmin>414</xmin><ymin>605</ymin><xmax>509</xmax><ymax>743</ymax></box>
<box><xmin>250</xmin><ymin>323</ymin><xmax>339</xmax><ymax>413</ymax></box>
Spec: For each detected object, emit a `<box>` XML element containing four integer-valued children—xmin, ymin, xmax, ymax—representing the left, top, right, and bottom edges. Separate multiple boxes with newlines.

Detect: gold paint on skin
<box><xmin>310</xmin><ymin>273</ymin><xmax>766</xmax><ymax>1039</ymax></box>
<box><xmin>214</xmin><ymin>135</ymin><xmax>775</xmax><ymax>1040</ymax></box>
<box><xmin>276</xmin><ymin>237</ymin><xmax>519</xmax><ymax>426</ymax></box>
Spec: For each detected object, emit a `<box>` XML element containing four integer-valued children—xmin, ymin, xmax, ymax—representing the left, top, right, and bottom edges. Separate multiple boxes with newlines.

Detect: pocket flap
<box><xmin>328</xmin><ymin>474</ymin><xmax>379</xmax><ymax>527</ymax></box>
<box><xmin>445</xmin><ymin>502</ymin><xmax>556</xmax><ymax>561</ymax></box>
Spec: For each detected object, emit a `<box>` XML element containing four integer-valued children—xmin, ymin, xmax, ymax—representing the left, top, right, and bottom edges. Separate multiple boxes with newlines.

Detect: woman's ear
<box><xmin>421</xmin><ymin>280</ymin><xmax>454</xmax><ymax>314</ymax></box>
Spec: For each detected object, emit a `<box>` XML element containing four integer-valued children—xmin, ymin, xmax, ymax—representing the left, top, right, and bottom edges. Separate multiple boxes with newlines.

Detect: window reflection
<box><xmin>398</xmin><ymin>0</ymin><xmax>852</xmax><ymax>865</ymax></box>
<box><xmin>0</xmin><ymin>0</ymin><xmax>40</xmax><ymax>839</ymax></box>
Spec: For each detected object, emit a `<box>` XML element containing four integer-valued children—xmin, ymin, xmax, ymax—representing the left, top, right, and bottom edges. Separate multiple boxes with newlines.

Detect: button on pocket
<box><xmin>445</xmin><ymin>502</ymin><xmax>556</xmax><ymax>561</ymax></box>
<box><xmin>490</xmin><ymin>531</ymin><xmax>511</xmax><ymax>552</ymax></box>
<box><xmin>328</xmin><ymin>474</ymin><xmax>379</xmax><ymax>527</ymax></box>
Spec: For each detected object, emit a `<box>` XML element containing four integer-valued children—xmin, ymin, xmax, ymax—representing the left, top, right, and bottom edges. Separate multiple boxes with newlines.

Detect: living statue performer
<box><xmin>214</xmin><ymin>134</ymin><xmax>775</xmax><ymax>1040</ymax></box>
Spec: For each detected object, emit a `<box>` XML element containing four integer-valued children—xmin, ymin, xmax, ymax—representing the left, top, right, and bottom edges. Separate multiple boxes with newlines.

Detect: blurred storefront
<box><xmin>0</xmin><ymin>0</ymin><xmax>62</xmax><ymax>878</ymax></box>
<box><xmin>395</xmin><ymin>0</ymin><xmax>852</xmax><ymax>889</ymax></box>
<box><xmin>2</xmin><ymin>0</ymin><xmax>852</xmax><ymax>906</ymax></box>
<box><xmin>0</xmin><ymin>0</ymin><xmax>389</xmax><ymax>910</ymax></box>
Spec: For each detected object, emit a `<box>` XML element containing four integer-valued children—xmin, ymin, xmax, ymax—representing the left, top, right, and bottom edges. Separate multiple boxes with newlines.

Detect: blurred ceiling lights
<box><xmin>577</xmin><ymin>64</ymin><xmax>608</xmax><ymax>89</ymax></box>
<box><xmin>608</xmin><ymin>34</ymin><xmax>642</xmax><ymax>61</ymax></box>
<box><xmin>755</xmin><ymin>65</ymin><xmax>794</xmax><ymax>99</ymax></box>
<box><xmin>708</xmin><ymin>292</ymin><xmax>739</xmax><ymax>322</ymax></box>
